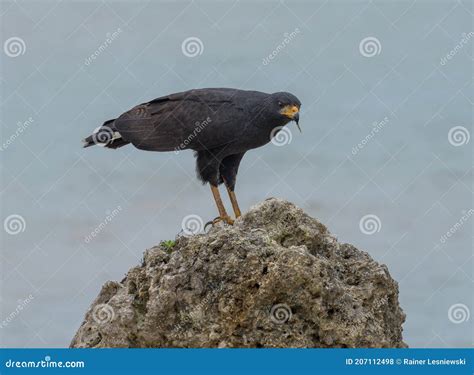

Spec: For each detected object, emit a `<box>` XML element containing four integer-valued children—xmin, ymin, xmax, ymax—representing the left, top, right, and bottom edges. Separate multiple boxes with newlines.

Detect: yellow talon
<box><xmin>204</xmin><ymin>216</ymin><xmax>234</xmax><ymax>230</ymax></box>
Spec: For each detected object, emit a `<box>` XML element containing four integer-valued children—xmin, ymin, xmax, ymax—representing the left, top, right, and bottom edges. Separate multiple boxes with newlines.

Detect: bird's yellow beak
<box><xmin>280</xmin><ymin>105</ymin><xmax>301</xmax><ymax>132</ymax></box>
<box><xmin>280</xmin><ymin>105</ymin><xmax>299</xmax><ymax>119</ymax></box>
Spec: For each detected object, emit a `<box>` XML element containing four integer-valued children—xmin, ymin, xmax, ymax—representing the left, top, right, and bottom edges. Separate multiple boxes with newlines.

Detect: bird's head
<box><xmin>271</xmin><ymin>92</ymin><xmax>302</xmax><ymax>132</ymax></box>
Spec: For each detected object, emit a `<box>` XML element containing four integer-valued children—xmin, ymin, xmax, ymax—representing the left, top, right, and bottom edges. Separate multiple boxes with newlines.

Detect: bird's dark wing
<box><xmin>114</xmin><ymin>88</ymin><xmax>267</xmax><ymax>152</ymax></box>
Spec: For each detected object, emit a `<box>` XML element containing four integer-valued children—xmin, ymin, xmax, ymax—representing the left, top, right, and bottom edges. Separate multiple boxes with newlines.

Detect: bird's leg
<box><xmin>219</xmin><ymin>153</ymin><xmax>245</xmax><ymax>219</ymax></box>
<box><xmin>224</xmin><ymin>182</ymin><xmax>242</xmax><ymax>218</ymax></box>
<box><xmin>209</xmin><ymin>185</ymin><xmax>234</xmax><ymax>225</ymax></box>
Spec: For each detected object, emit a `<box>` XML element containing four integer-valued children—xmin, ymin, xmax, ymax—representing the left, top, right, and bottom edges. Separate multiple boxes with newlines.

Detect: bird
<box><xmin>83</xmin><ymin>88</ymin><xmax>301</xmax><ymax>226</ymax></box>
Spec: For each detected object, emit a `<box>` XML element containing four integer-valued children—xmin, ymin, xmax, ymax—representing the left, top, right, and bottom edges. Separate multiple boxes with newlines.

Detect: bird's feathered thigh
<box><xmin>114</xmin><ymin>88</ymin><xmax>273</xmax><ymax>154</ymax></box>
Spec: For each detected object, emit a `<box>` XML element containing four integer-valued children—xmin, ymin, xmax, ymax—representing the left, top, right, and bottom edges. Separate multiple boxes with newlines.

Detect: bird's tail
<box><xmin>82</xmin><ymin>119</ymin><xmax>129</xmax><ymax>149</ymax></box>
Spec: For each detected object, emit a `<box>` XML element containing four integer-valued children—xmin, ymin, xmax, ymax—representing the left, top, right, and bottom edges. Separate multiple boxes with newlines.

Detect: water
<box><xmin>1</xmin><ymin>0</ymin><xmax>472</xmax><ymax>348</ymax></box>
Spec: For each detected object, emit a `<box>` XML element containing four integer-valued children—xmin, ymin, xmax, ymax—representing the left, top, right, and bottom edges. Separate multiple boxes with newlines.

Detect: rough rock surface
<box><xmin>71</xmin><ymin>198</ymin><xmax>406</xmax><ymax>348</ymax></box>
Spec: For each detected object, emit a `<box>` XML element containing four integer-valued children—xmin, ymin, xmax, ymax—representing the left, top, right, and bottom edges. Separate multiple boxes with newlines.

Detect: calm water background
<box><xmin>1</xmin><ymin>0</ymin><xmax>472</xmax><ymax>347</ymax></box>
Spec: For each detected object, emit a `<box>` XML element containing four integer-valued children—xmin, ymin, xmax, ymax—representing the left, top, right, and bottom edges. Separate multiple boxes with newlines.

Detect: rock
<box><xmin>70</xmin><ymin>198</ymin><xmax>406</xmax><ymax>348</ymax></box>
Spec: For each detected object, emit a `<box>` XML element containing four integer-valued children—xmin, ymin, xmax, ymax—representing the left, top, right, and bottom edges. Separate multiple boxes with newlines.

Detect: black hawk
<box><xmin>83</xmin><ymin>88</ymin><xmax>301</xmax><ymax>225</ymax></box>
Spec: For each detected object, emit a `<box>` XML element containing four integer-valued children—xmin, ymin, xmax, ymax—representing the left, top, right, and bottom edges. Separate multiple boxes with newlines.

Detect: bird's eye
<box><xmin>278</xmin><ymin>101</ymin><xmax>283</xmax><ymax>107</ymax></box>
